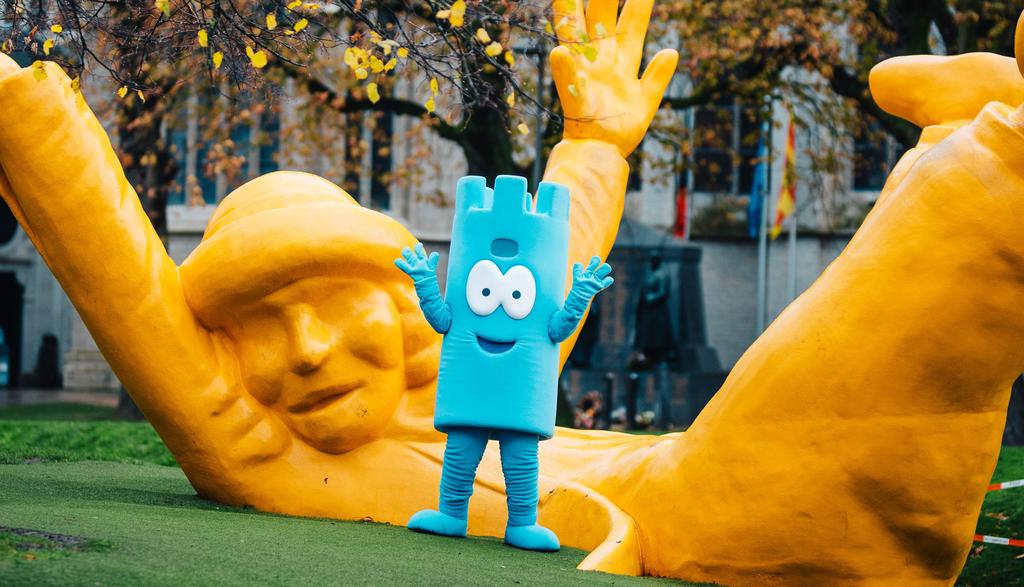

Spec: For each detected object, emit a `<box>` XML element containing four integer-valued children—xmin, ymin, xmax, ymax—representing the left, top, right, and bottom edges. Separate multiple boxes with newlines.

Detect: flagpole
<box><xmin>755</xmin><ymin>97</ymin><xmax>772</xmax><ymax>335</ymax></box>
<box><xmin>787</xmin><ymin>205</ymin><xmax>797</xmax><ymax>301</ymax></box>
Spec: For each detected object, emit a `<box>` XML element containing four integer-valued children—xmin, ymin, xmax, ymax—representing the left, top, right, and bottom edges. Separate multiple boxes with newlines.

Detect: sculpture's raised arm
<box><xmin>0</xmin><ymin>55</ymin><xmax>270</xmax><ymax>487</ymax></box>
<box><xmin>542</xmin><ymin>0</ymin><xmax>677</xmax><ymax>361</ymax></box>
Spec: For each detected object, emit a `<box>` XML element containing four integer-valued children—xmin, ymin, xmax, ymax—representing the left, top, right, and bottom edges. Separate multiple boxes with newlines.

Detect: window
<box><xmin>690</xmin><ymin>98</ymin><xmax>763</xmax><ymax>195</ymax></box>
<box><xmin>853</xmin><ymin>118</ymin><xmax>895</xmax><ymax>191</ymax></box>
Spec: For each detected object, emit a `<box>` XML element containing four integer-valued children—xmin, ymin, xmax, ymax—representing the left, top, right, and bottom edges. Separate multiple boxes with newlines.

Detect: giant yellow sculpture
<box><xmin>0</xmin><ymin>0</ymin><xmax>1022</xmax><ymax>583</ymax></box>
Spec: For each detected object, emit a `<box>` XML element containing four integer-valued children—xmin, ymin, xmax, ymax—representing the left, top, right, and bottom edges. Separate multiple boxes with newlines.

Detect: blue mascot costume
<box><xmin>395</xmin><ymin>175</ymin><xmax>613</xmax><ymax>552</ymax></box>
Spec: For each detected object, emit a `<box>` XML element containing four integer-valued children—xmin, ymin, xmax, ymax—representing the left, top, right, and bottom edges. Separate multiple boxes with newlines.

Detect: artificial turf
<box><xmin>0</xmin><ymin>462</ymin><xmax>690</xmax><ymax>586</ymax></box>
<box><xmin>0</xmin><ymin>403</ymin><xmax>1021</xmax><ymax>585</ymax></box>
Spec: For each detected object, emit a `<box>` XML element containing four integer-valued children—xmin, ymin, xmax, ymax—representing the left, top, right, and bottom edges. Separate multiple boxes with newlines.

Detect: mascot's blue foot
<box><xmin>407</xmin><ymin>509</ymin><xmax>468</xmax><ymax>538</ymax></box>
<box><xmin>504</xmin><ymin>524</ymin><xmax>560</xmax><ymax>552</ymax></box>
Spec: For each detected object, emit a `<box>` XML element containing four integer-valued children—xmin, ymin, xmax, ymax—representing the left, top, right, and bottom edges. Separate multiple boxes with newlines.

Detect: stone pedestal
<box><xmin>62</xmin><ymin>311</ymin><xmax>119</xmax><ymax>389</ymax></box>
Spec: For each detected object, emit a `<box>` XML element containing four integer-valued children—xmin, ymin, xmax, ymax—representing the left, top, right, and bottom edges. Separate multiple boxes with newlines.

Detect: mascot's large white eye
<box><xmin>466</xmin><ymin>260</ymin><xmax>503</xmax><ymax>316</ymax></box>
<box><xmin>500</xmin><ymin>265</ymin><xmax>536</xmax><ymax>320</ymax></box>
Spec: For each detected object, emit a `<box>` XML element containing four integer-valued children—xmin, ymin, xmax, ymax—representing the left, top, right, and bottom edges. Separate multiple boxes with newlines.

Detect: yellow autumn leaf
<box><xmin>429</xmin><ymin>78</ymin><xmax>439</xmax><ymax>94</ymax></box>
<box><xmin>294</xmin><ymin>18</ymin><xmax>308</xmax><ymax>32</ymax></box>
<box><xmin>517</xmin><ymin>123</ymin><xmax>530</xmax><ymax>135</ymax></box>
<box><xmin>50</xmin><ymin>25</ymin><xmax>63</xmax><ymax>34</ymax></box>
<box><xmin>344</xmin><ymin>47</ymin><xmax>358</xmax><ymax>66</ymax></box>
<box><xmin>197</xmin><ymin>29</ymin><xmax>208</xmax><ymax>48</ymax></box>
<box><xmin>450</xmin><ymin>0</ymin><xmax>466</xmax><ymax>27</ymax></box>
<box><xmin>155</xmin><ymin>0</ymin><xmax>169</xmax><ymax>17</ymax></box>
<box><xmin>369</xmin><ymin>55</ymin><xmax>384</xmax><ymax>73</ymax></box>
<box><xmin>42</xmin><ymin>39</ymin><xmax>54</xmax><ymax>56</ymax></box>
<box><xmin>383</xmin><ymin>58</ymin><xmax>396</xmax><ymax>71</ymax></box>
<box><xmin>1</xmin><ymin>39</ymin><xmax>13</xmax><ymax>54</ymax></box>
<box><xmin>137</xmin><ymin>90</ymin><xmax>146</xmax><ymax>102</ymax></box>
<box><xmin>397</xmin><ymin>47</ymin><xmax>409</xmax><ymax>58</ymax></box>
<box><xmin>287</xmin><ymin>0</ymin><xmax>301</xmax><ymax>8</ymax></box>
<box><xmin>212</xmin><ymin>51</ymin><xmax>223</xmax><ymax>69</ymax></box>
<box><xmin>504</xmin><ymin>51</ymin><xmax>515</xmax><ymax>67</ymax></box>
<box><xmin>355</xmin><ymin>68</ymin><xmax>368</xmax><ymax>80</ymax></box>
<box><xmin>425</xmin><ymin>96</ymin><xmax>436</xmax><ymax>113</ymax></box>
<box><xmin>246</xmin><ymin>46</ymin><xmax>268</xmax><ymax>69</ymax></box>
<box><xmin>304</xmin><ymin>3</ymin><xmax>319</xmax><ymax>10</ymax></box>
<box><xmin>582</xmin><ymin>44</ymin><xmax>598</xmax><ymax>62</ymax></box>
<box><xmin>266</xmin><ymin>13</ymin><xmax>277</xmax><ymax>30</ymax></box>
<box><xmin>367</xmin><ymin>82</ymin><xmax>380</xmax><ymax>104</ymax></box>
<box><xmin>31</xmin><ymin>61</ymin><xmax>47</xmax><ymax>81</ymax></box>
<box><xmin>506</xmin><ymin>91</ymin><xmax>515</xmax><ymax>107</ymax></box>
<box><xmin>543</xmin><ymin>20</ymin><xmax>553</xmax><ymax>35</ymax></box>
<box><xmin>435</xmin><ymin>9</ymin><xmax>451</xmax><ymax>19</ymax></box>
<box><xmin>117</xmin><ymin>85</ymin><xmax>128</xmax><ymax>98</ymax></box>
<box><xmin>475</xmin><ymin>28</ymin><xmax>491</xmax><ymax>44</ymax></box>
<box><xmin>485</xmin><ymin>42</ymin><xmax>502</xmax><ymax>57</ymax></box>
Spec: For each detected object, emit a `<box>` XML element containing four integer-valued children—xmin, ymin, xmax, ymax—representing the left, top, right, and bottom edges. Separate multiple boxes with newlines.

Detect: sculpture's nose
<box><xmin>285</xmin><ymin>304</ymin><xmax>335</xmax><ymax>375</ymax></box>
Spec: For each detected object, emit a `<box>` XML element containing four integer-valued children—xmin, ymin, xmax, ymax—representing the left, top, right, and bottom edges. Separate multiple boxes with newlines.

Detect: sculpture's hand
<box><xmin>395</xmin><ymin>243</ymin><xmax>452</xmax><ymax>334</ymax></box>
<box><xmin>549</xmin><ymin>256</ymin><xmax>613</xmax><ymax>342</ymax></box>
<box><xmin>550</xmin><ymin>0</ymin><xmax>679</xmax><ymax>157</ymax></box>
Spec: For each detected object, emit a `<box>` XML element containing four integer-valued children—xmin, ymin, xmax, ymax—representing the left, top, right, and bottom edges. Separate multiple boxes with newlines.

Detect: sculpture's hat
<box><xmin>179</xmin><ymin>171</ymin><xmax>416</xmax><ymax>326</ymax></box>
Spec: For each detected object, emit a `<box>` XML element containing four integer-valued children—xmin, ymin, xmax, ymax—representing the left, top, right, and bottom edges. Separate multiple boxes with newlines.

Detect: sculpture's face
<box><xmin>223</xmin><ymin>276</ymin><xmax>405</xmax><ymax>454</ymax></box>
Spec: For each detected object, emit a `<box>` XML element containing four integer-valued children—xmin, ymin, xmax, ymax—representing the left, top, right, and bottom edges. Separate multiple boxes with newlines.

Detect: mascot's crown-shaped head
<box><xmin>455</xmin><ymin>175</ymin><xmax>569</xmax><ymax>222</ymax></box>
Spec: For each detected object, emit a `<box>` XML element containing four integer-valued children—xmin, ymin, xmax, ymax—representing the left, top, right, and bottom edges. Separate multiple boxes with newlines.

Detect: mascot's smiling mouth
<box><xmin>476</xmin><ymin>335</ymin><xmax>516</xmax><ymax>354</ymax></box>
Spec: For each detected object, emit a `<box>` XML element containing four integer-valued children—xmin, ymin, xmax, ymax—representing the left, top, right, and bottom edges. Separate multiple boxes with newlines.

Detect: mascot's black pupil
<box><xmin>512</xmin><ymin>291</ymin><xmax>521</xmax><ymax>299</ymax></box>
<box><xmin>482</xmin><ymin>288</ymin><xmax>490</xmax><ymax>296</ymax></box>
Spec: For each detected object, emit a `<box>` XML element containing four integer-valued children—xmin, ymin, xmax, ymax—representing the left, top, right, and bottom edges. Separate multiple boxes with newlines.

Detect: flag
<box><xmin>770</xmin><ymin>118</ymin><xmax>797</xmax><ymax>240</ymax></box>
<box><xmin>747</xmin><ymin>121</ymin><xmax>769</xmax><ymax>238</ymax></box>
<box><xmin>673</xmin><ymin>183</ymin><xmax>688</xmax><ymax>239</ymax></box>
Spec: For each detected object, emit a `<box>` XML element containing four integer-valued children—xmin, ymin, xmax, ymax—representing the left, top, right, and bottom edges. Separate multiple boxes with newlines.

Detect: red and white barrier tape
<box><xmin>987</xmin><ymin>479</ymin><xmax>1024</xmax><ymax>491</ymax></box>
<box><xmin>972</xmin><ymin>478</ymin><xmax>1024</xmax><ymax>547</ymax></box>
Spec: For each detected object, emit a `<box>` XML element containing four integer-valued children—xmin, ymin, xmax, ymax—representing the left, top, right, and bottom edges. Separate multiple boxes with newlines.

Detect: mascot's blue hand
<box><xmin>394</xmin><ymin>242</ymin><xmax>440</xmax><ymax>284</ymax></box>
<box><xmin>570</xmin><ymin>256</ymin><xmax>614</xmax><ymax>300</ymax></box>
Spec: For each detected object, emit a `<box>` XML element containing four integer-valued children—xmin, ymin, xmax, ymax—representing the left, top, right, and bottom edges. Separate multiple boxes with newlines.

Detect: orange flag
<box><xmin>770</xmin><ymin>119</ymin><xmax>797</xmax><ymax>239</ymax></box>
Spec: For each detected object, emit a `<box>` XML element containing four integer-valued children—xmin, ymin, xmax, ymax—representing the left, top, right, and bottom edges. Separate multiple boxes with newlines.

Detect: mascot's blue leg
<box><xmin>408</xmin><ymin>426</ymin><xmax>489</xmax><ymax>537</ymax></box>
<box><xmin>496</xmin><ymin>430</ymin><xmax>560</xmax><ymax>552</ymax></box>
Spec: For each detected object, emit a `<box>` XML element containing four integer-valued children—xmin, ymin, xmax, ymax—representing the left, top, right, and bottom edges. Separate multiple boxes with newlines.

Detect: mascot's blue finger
<box><xmin>414</xmin><ymin>242</ymin><xmax>427</xmax><ymax>258</ymax></box>
<box><xmin>601</xmin><ymin>276</ymin><xmax>615</xmax><ymax>289</ymax></box>
<box><xmin>595</xmin><ymin>263</ymin><xmax>612</xmax><ymax>278</ymax></box>
<box><xmin>587</xmin><ymin>256</ymin><xmax>601</xmax><ymax>271</ymax></box>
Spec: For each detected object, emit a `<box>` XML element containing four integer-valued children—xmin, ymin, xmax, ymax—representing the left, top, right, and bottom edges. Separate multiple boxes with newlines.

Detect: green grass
<box><xmin>956</xmin><ymin>447</ymin><xmax>1024</xmax><ymax>587</ymax></box>
<box><xmin>0</xmin><ymin>462</ymin><xmax>688</xmax><ymax>586</ymax></box>
<box><xmin>0</xmin><ymin>403</ymin><xmax>1021</xmax><ymax>585</ymax></box>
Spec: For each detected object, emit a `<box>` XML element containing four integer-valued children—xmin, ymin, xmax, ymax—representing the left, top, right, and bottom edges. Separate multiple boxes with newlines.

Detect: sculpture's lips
<box><xmin>477</xmin><ymin>335</ymin><xmax>516</xmax><ymax>354</ymax></box>
<box><xmin>288</xmin><ymin>381</ymin><xmax>364</xmax><ymax>414</ymax></box>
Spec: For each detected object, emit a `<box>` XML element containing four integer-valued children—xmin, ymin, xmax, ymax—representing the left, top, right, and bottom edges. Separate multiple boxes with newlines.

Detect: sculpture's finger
<box><xmin>588</xmin><ymin>255</ymin><xmax>602</xmax><ymax>271</ymax></box>
<box><xmin>401</xmin><ymin>246</ymin><xmax>416</xmax><ymax>263</ymax></box>
<box><xmin>595</xmin><ymin>263</ymin><xmax>612</xmax><ymax>278</ymax></box>
<box><xmin>414</xmin><ymin>242</ymin><xmax>427</xmax><ymax>259</ymax></box>
<box><xmin>572</xmin><ymin>262</ymin><xmax>583</xmax><ymax>279</ymax></box>
<box><xmin>616</xmin><ymin>0</ymin><xmax>655</xmax><ymax>72</ymax></box>
<box><xmin>553</xmin><ymin>0</ymin><xmax>586</xmax><ymax>44</ymax></box>
<box><xmin>585</xmin><ymin>0</ymin><xmax>617</xmax><ymax>41</ymax></box>
<box><xmin>641</xmin><ymin>49</ymin><xmax>679</xmax><ymax>107</ymax></box>
<box><xmin>0</xmin><ymin>52</ymin><xmax>20</xmax><ymax>79</ymax></box>
<box><xmin>428</xmin><ymin>251</ymin><xmax>440</xmax><ymax>270</ymax></box>
<box><xmin>550</xmin><ymin>46</ymin><xmax>583</xmax><ymax>114</ymax></box>
<box><xmin>601</xmin><ymin>276</ymin><xmax>614</xmax><ymax>289</ymax></box>
<box><xmin>394</xmin><ymin>258</ymin><xmax>413</xmax><ymax>274</ymax></box>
